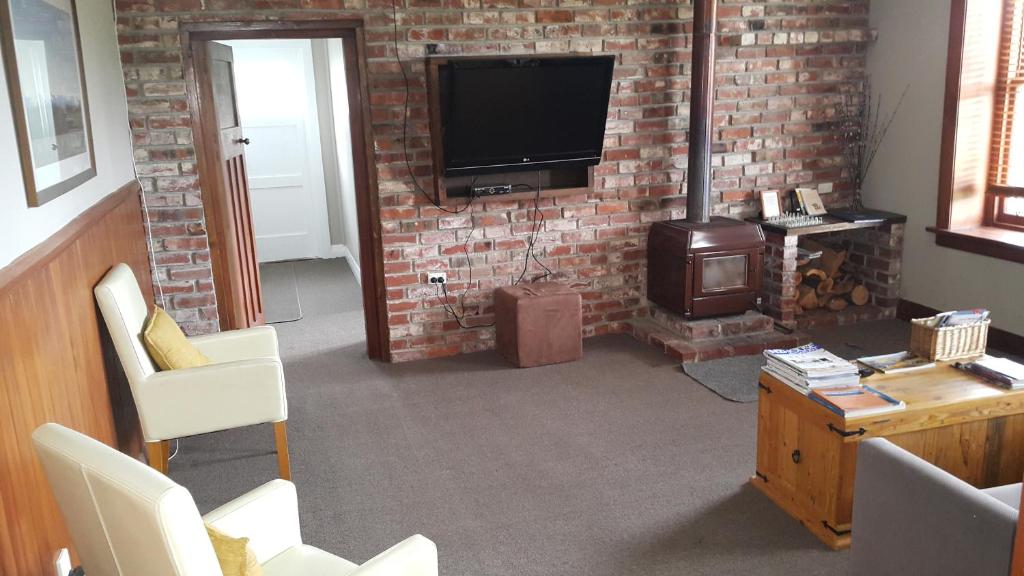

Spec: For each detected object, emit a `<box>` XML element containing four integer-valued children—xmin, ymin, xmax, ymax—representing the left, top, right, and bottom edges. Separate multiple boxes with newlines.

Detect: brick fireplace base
<box><xmin>627</xmin><ymin>305</ymin><xmax>805</xmax><ymax>363</ymax></box>
<box><xmin>762</xmin><ymin>221</ymin><xmax>904</xmax><ymax>330</ymax></box>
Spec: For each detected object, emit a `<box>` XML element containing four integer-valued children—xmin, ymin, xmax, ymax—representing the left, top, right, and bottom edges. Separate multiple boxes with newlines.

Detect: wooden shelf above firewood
<box><xmin>745</xmin><ymin>212</ymin><xmax>906</xmax><ymax>237</ymax></box>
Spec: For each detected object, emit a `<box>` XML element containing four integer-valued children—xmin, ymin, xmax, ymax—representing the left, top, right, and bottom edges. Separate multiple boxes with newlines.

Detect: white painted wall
<box><xmin>0</xmin><ymin>1</ymin><xmax>135</xmax><ymax>270</ymax></box>
<box><xmin>327</xmin><ymin>38</ymin><xmax>361</xmax><ymax>279</ymax></box>
<box><xmin>864</xmin><ymin>0</ymin><xmax>1024</xmax><ymax>337</ymax></box>
<box><xmin>225</xmin><ymin>39</ymin><xmax>331</xmax><ymax>263</ymax></box>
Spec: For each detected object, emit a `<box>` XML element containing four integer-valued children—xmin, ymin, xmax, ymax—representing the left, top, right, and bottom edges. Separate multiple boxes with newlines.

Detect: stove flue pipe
<box><xmin>685</xmin><ymin>0</ymin><xmax>717</xmax><ymax>224</ymax></box>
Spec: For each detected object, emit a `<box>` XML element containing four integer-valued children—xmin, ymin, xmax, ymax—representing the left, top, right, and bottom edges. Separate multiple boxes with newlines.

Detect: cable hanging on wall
<box><xmin>392</xmin><ymin>0</ymin><xmax>551</xmax><ymax>330</ymax></box>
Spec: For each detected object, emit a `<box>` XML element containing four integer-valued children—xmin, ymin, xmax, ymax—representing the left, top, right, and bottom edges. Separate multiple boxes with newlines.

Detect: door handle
<box><xmin>236</xmin><ymin>137</ymin><xmax>251</xmax><ymax>145</ymax></box>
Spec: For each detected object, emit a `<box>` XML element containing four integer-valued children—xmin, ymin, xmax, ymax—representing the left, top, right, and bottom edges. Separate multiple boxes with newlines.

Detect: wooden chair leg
<box><xmin>273</xmin><ymin>421</ymin><xmax>292</xmax><ymax>480</ymax></box>
<box><xmin>161</xmin><ymin>440</ymin><xmax>171</xmax><ymax>473</ymax></box>
<box><xmin>146</xmin><ymin>441</ymin><xmax>167</xmax><ymax>474</ymax></box>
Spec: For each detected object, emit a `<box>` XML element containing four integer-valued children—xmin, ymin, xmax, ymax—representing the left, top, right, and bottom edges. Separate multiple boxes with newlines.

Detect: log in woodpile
<box><xmin>832</xmin><ymin>276</ymin><xmax>856</xmax><ymax>296</ymax></box>
<box><xmin>797</xmin><ymin>285</ymin><xmax>819</xmax><ymax>310</ymax></box>
<box><xmin>850</xmin><ymin>284</ymin><xmax>870</xmax><ymax>306</ymax></box>
<box><xmin>794</xmin><ymin>240</ymin><xmax>870</xmax><ymax>313</ymax></box>
<box><xmin>815</xmin><ymin>277</ymin><xmax>834</xmax><ymax>296</ymax></box>
<box><xmin>827</xmin><ymin>296</ymin><xmax>849</xmax><ymax>312</ymax></box>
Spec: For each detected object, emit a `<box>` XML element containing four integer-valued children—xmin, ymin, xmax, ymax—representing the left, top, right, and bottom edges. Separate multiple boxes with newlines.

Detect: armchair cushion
<box><xmin>144</xmin><ymin>306</ymin><xmax>210</xmax><ymax>370</ymax></box>
<box><xmin>206</xmin><ymin>523</ymin><xmax>263</xmax><ymax>576</ymax></box>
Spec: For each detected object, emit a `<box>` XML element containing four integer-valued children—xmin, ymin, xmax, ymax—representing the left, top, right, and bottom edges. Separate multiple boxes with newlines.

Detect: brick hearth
<box><xmin>627</xmin><ymin>305</ymin><xmax>805</xmax><ymax>363</ymax></box>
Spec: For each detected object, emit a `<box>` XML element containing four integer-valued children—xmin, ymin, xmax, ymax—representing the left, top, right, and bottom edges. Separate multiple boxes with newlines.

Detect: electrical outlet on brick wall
<box><xmin>427</xmin><ymin>272</ymin><xmax>447</xmax><ymax>285</ymax></box>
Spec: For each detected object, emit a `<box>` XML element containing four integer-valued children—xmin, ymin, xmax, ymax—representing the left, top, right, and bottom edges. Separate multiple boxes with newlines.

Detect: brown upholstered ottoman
<box><xmin>494</xmin><ymin>282</ymin><xmax>582</xmax><ymax>368</ymax></box>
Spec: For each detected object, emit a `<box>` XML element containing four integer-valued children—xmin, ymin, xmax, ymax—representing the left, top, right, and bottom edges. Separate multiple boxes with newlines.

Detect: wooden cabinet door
<box><xmin>755</xmin><ymin>381</ymin><xmax>847</xmax><ymax>529</ymax></box>
<box><xmin>200</xmin><ymin>41</ymin><xmax>264</xmax><ymax>329</ymax></box>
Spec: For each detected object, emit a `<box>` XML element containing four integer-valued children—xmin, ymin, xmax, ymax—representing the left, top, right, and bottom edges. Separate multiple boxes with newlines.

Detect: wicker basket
<box><xmin>910</xmin><ymin>317</ymin><xmax>990</xmax><ymax>361</ymax></box>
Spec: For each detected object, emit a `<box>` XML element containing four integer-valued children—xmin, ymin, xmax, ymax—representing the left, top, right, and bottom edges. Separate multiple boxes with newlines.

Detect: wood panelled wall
<box><xmin>0</xmin><ymin>182</ymin><xmax>151</xmax><ymax>575</ymax></box>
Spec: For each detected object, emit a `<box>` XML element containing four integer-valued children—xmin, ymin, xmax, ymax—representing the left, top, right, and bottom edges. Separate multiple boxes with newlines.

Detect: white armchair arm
<box><xmin>202</xmin><ymin>479</ymin><xmax>302</xmax><ymax>564</ymax></box>
<box><xmin>189</xmin><ymin>325</ymin><xmax>280</xmax><ymax>363</ymax></box>
<box><xmin>350</xmin><ymin>535</ymin><xmax>438</xmax><ymax>576</ymax></box>
<box><xmin>140</xmin><ymin>358</ymin><xmax>287</xmax><ymax>440</ymax></box>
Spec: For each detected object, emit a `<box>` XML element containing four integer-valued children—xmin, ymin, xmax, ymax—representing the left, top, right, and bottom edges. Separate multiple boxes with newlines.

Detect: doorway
<box><xmin>182</xmin><ymin>20</ymin><xmax>388</xmax><ymax>361</ymax></box>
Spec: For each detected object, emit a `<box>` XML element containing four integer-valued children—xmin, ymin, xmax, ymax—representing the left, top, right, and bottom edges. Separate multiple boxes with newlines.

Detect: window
<box><xmin>989</xmin><ymin>0</ymin><xmax>1024</xmax><ymax>229</ymax></box>
<box><xmin>932</xmin><ymin>0</ymin><xmax>1024</xmax><ymax>263</ymax></box>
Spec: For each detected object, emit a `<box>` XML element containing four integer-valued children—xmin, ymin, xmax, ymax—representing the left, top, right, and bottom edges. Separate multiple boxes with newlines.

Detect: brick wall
<box><xmin>115</xmin><ymin>0</ymin><xmax>870</xmax><ymax>361</ymax></box>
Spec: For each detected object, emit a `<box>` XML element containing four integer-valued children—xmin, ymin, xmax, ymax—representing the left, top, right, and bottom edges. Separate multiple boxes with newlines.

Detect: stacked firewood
<box><xmin>794</xmin><ymin>239</ymin><xmax>870</xmax><ymax>315</ymax></box>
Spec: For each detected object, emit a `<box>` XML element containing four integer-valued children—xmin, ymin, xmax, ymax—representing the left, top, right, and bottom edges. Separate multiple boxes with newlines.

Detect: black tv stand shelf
<box><xmin>438</xmin><ymin>165</ymin><xmax>593</xmax><ymax>205</ymax></box>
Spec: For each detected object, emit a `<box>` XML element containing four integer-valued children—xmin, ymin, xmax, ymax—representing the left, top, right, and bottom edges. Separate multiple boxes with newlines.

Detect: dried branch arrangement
<box><xmin>837</xmin><ymin>78</ymin><xmax>910</xmax><ymax>197</ymax></box>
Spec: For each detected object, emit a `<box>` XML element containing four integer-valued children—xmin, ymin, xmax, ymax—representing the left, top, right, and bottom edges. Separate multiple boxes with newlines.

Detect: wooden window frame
<box><xmin>931</xmin><ymin>0</ymin><xmax>1024</xmax><ymax>262</ymax></box>
<box><xmin>988</xmin><ymin>0</ymin><xmax>1024</xmax><ymax>230</ymax></box>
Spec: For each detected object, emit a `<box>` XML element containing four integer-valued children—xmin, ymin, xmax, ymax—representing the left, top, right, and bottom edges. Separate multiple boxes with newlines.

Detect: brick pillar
<box><xmin>763</xmin><ymin>231</ymin><xmax>799</xmax><ymax>328</ymax></box>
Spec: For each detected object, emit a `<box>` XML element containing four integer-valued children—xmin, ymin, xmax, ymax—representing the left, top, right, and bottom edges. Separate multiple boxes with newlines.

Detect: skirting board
<box><xmin>897</xmin><ymin>299</ymin><xmax>1024</xmax><ymax>354</ymax></box>
<box><xmin>329</xmin><ymin>244</ymin><xmax>362</xmax><ymax>287</ymax></box>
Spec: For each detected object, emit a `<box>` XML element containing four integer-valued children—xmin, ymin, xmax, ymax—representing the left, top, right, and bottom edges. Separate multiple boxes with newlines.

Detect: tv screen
<box><xmin>437</xmin><ymin>55</ymin><xmax>615</xmax><ymax>176</ymax></box>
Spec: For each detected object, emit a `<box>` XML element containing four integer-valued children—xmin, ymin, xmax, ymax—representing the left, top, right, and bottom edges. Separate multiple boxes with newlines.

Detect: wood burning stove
<box><xmin>645</xmin><ymin>0</ymin><xmax>766</xmax><ymax>319</ymax></box>
<box><xmin>647</xmin><ymin>218</ymin><xmax>764</xmax><ymax>318</ymax></box>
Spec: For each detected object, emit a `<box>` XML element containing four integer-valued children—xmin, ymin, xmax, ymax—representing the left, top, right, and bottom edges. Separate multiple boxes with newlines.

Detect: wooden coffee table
<box><xmin>751</xmin><ymin>363</ymin><xmax>1024</xmax><ymax>549</ymax></box>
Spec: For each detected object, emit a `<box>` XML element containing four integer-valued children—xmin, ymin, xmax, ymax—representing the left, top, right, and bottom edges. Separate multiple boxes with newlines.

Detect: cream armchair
<box><xmin>95</xmin><ymin>263</ymin><xmax>290</xmax><ymax>478</ymax></box>
<box><xmin>32</xmin><ymin>423</ymin><xmax>438</xmax><ymax>576</ymax></box>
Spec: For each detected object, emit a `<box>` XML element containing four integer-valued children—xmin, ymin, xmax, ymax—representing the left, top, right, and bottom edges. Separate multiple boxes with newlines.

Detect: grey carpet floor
<box><xmin>260</xmin><ymin>261</ymin><xmax>303</xmax><ymax>324</ymax></box>
<box><xmin>169</xmin><ymin>258</ymin><xmax>849</xmax><ymax>575</ymax></box>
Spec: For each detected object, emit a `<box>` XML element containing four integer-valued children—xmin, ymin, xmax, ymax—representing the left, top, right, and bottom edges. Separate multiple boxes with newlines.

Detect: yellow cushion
<box><xmin>205</xmin><ymin>524</ymin><xmax>263</xmax><ymax>576</ymax></box>
<box><xmin>142</xmin><ymin>307</ymin><xmax>210</xmax><ymax>371</ymax></box>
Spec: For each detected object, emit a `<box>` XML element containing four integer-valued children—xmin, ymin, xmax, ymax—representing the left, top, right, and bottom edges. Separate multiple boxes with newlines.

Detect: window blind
<box><xmin>990</xmin><ymin>0</ymin><xmax>1024</xmax><ymax>193</ymax></box>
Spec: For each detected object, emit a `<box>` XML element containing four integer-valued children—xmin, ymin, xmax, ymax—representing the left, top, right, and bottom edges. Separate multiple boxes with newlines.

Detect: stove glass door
<box><xmin>700</xmin><ymin>253</ymin><xmax>748</xmax><ymax>292</ymax></box>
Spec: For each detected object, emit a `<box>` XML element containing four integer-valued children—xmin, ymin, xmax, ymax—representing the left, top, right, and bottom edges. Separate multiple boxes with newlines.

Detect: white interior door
<box><xmin>226</xmin><ymin>39</ymin><xmax>330</xmax><ymax>263</ymax></box>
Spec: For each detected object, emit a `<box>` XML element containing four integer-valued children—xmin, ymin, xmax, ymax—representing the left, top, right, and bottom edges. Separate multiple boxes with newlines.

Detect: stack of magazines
<box><xmin>955</xmin><ymin>355</ymin><xmax>1024</xmax><ymax>389</ymax></box>
<box><xmin>763</xmin><ymin>343</ymin><xmax>860</xmax><ymax>393</ymax></box>
<box><xmin>929</xmin><ymin>308</ymin><xmax>990</xmax><ymax>327</ymax></box>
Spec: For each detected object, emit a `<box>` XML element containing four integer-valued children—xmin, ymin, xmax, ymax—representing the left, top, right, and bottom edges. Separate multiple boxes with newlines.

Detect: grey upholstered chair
<box><xmin>851</xmin><ymin>438</ymin><xmax>1020</xmax><ymax>575</ymax></box>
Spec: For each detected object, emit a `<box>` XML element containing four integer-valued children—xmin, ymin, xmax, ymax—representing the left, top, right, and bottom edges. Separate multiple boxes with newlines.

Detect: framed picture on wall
<box><xmin>0</xmin><ymin>0</ymin><xmax>95</xmax><ymax>207</ymax></box>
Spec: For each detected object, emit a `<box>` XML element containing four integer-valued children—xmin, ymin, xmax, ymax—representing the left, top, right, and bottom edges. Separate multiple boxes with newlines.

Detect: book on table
<box><xmin>857</xmin><ymin>351</ymin><xmax>935</xmax><ymax>374</ymax></box>
<box><xmin>810</xmin><ymin>385</ymin><xmax>906</xmax><ymax>418</ymax></box>
<box><xmin>955</xmin><ymin>355</ymin><xmax>1024</xmax><ymax>390</ymax></box>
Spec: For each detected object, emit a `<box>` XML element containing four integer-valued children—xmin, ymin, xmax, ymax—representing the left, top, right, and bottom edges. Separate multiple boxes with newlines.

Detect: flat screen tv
<box><xmin>435</xmin><ymin>55</ymin><xmax>615</xmax><ymax>176</ymax></box>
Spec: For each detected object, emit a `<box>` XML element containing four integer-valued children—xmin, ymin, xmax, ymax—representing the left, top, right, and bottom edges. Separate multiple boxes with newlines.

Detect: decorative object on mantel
<box><xmin>747</xmin><ymin>212</ymin><xmax>906</xmax><ymax>236</ymax></box>
<box><xmin>830</xmin><ymin>78</ymin><xmax>910</xmax><ymax>218</ymax></box>
<box><xmin>759</xmin><ymin>190</ymin><xmax>782</xmax><ymax>219</ymax></box>
<box><xmin>839</xmin><ymin>78</ymin><xmax>910</xmax><ymax>194</ymax></box>
<box><xmin>0</xmin><ymin>0</ymin><xmax>96</xmax><ymax>206</ymax></box>
<box><xmin>763</xmin><ymin>213</ymin><xmax>825</xmax><ymax>229</ymax></box>
<box><xmin>795</xmin><ymin>188</ymin><xmax>828</xmax><ymax>216</ymax></box>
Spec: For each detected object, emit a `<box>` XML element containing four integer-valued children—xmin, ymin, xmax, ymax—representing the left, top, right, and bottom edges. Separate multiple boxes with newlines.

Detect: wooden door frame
<box><xmin>181</xmin><ymin>19</ymin><xmax>390</xmax><ymax>361</ymax></box>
